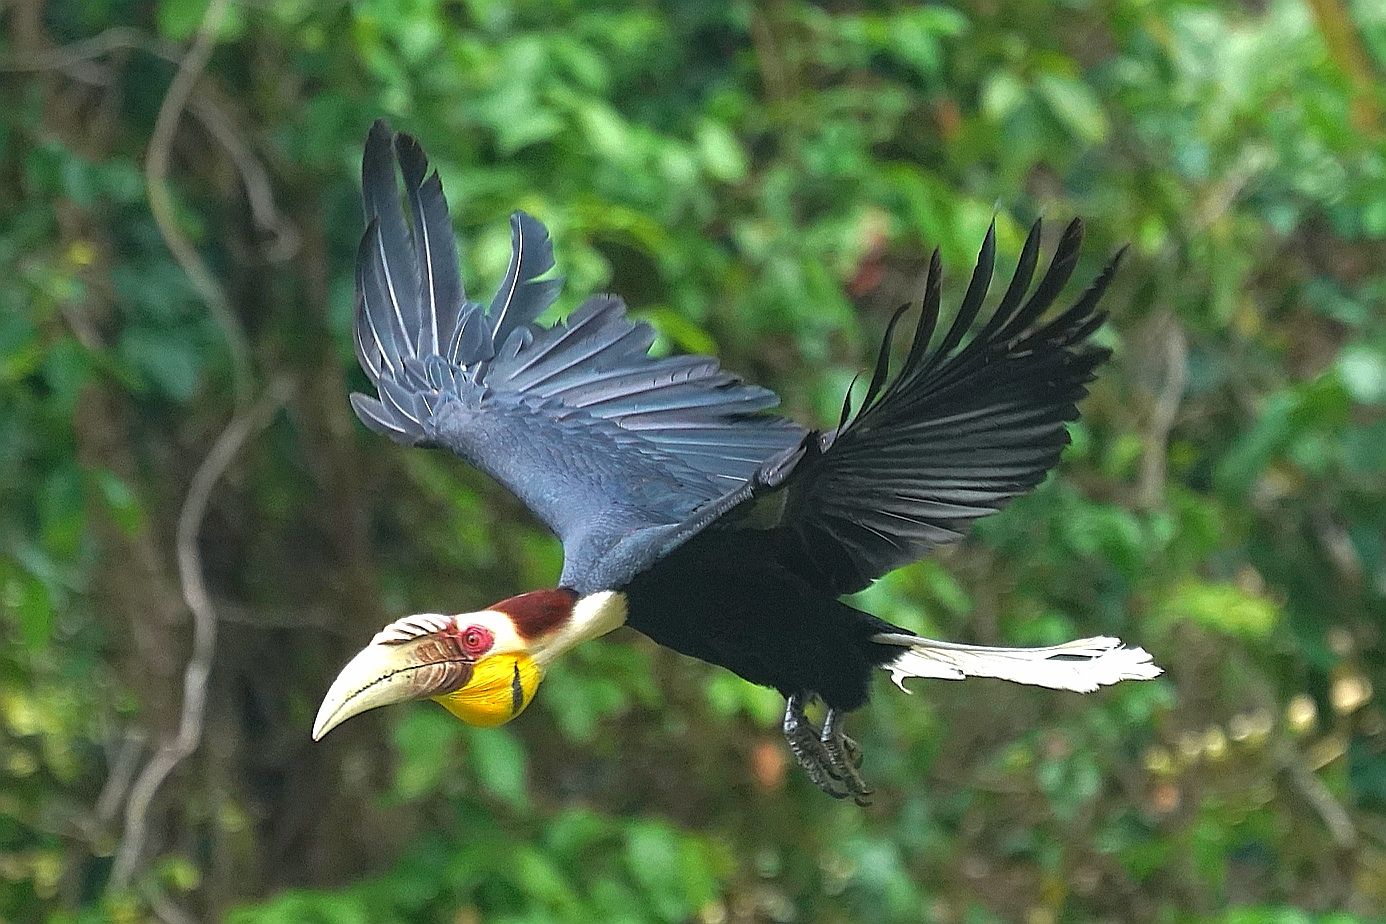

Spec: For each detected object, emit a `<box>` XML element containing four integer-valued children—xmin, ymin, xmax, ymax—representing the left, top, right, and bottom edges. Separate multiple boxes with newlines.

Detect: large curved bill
<box><xmin>312</xmin><ymin>637</ymin><xmax>473</xmax><ymax>740</ymax></box>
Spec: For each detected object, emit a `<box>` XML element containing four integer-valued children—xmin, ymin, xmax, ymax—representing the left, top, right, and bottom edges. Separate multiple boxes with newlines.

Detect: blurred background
<box><xmin>2</xmin><ymin>0</ymin><xmax>1384</xmax><ymax>921</ymax></box>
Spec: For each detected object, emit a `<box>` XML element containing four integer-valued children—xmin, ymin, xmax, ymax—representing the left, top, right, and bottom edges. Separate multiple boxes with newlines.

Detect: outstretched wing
<box><xmin>349</xmin><ymin>121</ymin><xmax>805</xmax><ymax>592</ymax></box>
<box><xmin>713</xmin><ymin>219</ymin><xmax>1119</xmax><ymax>596</ymax></box>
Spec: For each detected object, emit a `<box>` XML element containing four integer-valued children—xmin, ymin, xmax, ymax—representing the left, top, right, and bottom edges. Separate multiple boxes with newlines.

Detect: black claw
<box><xmin>782</xmin><ymin>695</ymin><xmax>873</xmax><ymax>803</ymax></box>
<box><xmin>783</xmin><ymin>692</ymin><xmax>845</xmax><ymax>796</ymax></box>
<box><xmin>821</xmin><ymin>708</ymin><xmax>873</xmax><ymax>800</ymax></box>
<box><xmin>842</xmin><ymin>734</ymin><xmax>864</xmax><ymax>769</ymax></box>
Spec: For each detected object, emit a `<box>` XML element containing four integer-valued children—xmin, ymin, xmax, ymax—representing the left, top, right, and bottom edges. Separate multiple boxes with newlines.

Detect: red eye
<box><xmin>459</xmin><ymin>626</ymin><xmax>492</xmax><ymax>656</ymax></box>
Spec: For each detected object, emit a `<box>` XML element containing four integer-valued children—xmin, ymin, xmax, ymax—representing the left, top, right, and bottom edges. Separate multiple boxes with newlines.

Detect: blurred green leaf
<box><xmin>392</xmin><ymin>707</ymin><xmax>465</xmax><ymax>801</ymax></box>
<box><xmin>1155</xmin><ymin>579</ymin><xmax>1281</xmax><ymax>639</ymax></box>
<box><xmin>469</xmin><ymin>727</ymin><xmax>529</xmax><ymax>810</ymax></box>
<box><xmin>1035</xmin><ymin>72</ymin><xmax>1110</xmax><ymax>143</ymax></box>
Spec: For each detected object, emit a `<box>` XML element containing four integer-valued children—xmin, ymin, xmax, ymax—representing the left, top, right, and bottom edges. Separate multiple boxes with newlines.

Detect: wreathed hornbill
<box><xmin>313</xmin><ymin>122</ymin><xmax>1160</xmax><ymax>801</ymax></box>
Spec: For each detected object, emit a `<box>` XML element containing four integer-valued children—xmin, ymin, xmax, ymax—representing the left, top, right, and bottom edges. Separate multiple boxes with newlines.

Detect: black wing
<box><xmin>349</xmin><ymin>121</ymin><xmax>804</xmax><ymax>592</ymax></box>
<box><xmin>713</xmin><ymin>219</ymin><xmax>1119</xmax><ymax>596</ymax></box>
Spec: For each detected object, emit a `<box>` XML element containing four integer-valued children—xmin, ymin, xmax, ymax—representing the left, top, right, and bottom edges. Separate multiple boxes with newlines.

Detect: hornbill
<box><xmin>313</xmin><ymin>122</ymin><xmax>1161</xmax><ymax>801</ymax></box>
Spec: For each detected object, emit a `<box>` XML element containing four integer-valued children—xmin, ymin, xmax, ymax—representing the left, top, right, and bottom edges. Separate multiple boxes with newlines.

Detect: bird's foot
<box><xmin>782</xmin><ymin>693</ymin><xmax>873</xmax><ymax>805</ymax></box>
<box><xmin>821</xmin><ymin>708</ymin><xmax>872</xmax><ymax>805</ymax></box>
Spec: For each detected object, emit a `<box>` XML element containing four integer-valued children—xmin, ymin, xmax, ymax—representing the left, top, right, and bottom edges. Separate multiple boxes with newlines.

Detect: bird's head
<box><xmin>311</xmin><ymin>589</ymin><xmax>626</xmax><ymax>739</ymax></box>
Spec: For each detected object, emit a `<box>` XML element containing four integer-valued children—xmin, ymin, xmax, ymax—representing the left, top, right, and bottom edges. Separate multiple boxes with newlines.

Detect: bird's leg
<box><xmin>782</xmin><ymin>692</ymin><xmax>849</xmax><ymax>799</ymax></box>
<box><xmin>820</xmin><ymin>708</ymin><xmax>872</xmax><ymax>805</ymax></box>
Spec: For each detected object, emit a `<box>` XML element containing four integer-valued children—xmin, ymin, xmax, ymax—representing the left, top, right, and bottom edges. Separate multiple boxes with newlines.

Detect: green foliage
<box><xmin>1</xmin><ymin>0</ymin><xmax>1384</xmax><ymax>921</ymax></box>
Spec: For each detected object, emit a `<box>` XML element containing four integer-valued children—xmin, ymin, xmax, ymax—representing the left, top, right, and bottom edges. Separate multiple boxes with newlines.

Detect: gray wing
<box><xmin>348</xmin><ymin>121</ymin><xmax>805</xmax><ymax>592</ymax></box>
<box><xmin>712</xmin><ymin>219</ymin><xmax>1118</xmax><ymax>596</ymax></box>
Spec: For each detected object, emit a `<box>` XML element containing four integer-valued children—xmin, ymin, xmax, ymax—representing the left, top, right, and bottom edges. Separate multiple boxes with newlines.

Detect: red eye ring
<box><xmin>459</xmin><ymin>625</ymin><xmax>493</xmax><ymax>656</ymax></box>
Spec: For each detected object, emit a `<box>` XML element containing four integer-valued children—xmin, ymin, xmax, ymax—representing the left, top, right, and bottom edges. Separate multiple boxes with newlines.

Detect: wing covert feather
<box><xmin>349</xmin><ymin>122</ymin><xmax>803</xmax><ymax>591</ymax></box>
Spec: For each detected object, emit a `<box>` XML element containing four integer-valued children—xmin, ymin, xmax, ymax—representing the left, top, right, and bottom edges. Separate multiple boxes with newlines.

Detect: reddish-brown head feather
<box><xmin>492</xmin><ymin>589</ymin><xmax>578</xmax><ymax>641</ymax></box>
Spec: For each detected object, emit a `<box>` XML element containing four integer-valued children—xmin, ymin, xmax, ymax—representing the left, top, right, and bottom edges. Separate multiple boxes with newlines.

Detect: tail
<box><xmin>873</xmin><ymin>632</ymin><xmax>1161</xmax><ymax>694</ymax></box>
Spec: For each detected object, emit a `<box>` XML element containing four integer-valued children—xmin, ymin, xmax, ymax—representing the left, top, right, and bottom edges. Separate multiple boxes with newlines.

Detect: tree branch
<box><xmin>109</xmin><ymin>377</ymin><xmax>291</xmax><ymax>892</ymax></box>
<box><xmin>2</xmin><ymin>27</ymin><xmax>299</xmax><ymax>266</ymax></box>
<box><xmin>1138</xmin><ymin>315</ymin><xmax>1187</xmax><ymax>509</ymax></box>
<box><xmin>1305</xmin><ymin>0</ymin><xmax>1385</xmax><ymax>138</ymax></box>
<box><xmin>142</xmin><ymin>0</ymin><xmax>252</xmax><ymax>403</ymax></box>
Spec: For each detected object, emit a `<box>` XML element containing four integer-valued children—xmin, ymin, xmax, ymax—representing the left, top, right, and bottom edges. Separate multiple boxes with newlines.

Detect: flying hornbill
<box><xmin>313</xmin><ymin>122</ymin><xmax>1160</xmax><ymax>801</ymax></box>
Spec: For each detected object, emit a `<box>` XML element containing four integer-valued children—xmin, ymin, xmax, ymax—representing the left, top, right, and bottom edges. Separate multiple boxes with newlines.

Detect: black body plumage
<box><xmin>351</xmin><ymin>122</ymin><xmax>1121</xmax><ymax>715</ymax></box>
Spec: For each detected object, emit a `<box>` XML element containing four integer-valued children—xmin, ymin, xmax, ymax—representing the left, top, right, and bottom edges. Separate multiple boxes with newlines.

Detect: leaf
<box><xmin>1337</xmin><ymin>345</ymin><xmax>1386</xmax><ymax>405</ymax></box>
<box><xmin>10</xmin><ymin>568</ymin><xmax>55</xmax><ymax>651</ymax></box>
<box><xmin>117</xmin><ymin>325</ymin><xmax>207</xmax><ymax>401</ymax></box>
<box><xmin>694</xmin><ymin>121</ymin><xmax>747</xmax><ymax>183</ymax></box>
<box><xmin>157</xmin><ymin>0</ymin><xmax>245</xmax><ymax>41</ymax></box>
<box><xmin>510</xmin><ymin>846</ymin><xmax>581</xmax><ymax>911</ymax></box>
<box><xmin>885</xmin><ymin>8</ymin><xmax>965</xmax><ymax>78</ymax></box>
<box><xmin>624</xmin><ymin>820</ymin><xmax>697</xmax><ymax>923</ymax></box>
<box><xmin>41</xmin><ymin>338</ymin><xmax>91</xmax><ymax>417</ymax></box>
<box><xmin>391</xmin><ymin>707</ymin><xmax>463</xmax><ymax>801</ymax></box>
<box><xmin>982</xmin><ymin>73</ymin><xmax>1028</xmax><ymax>121</ymax></box>
<box><xmin>1154</xmin><ymin>579</ymin><xmax>1281</xmax><ymax>639</ymax></box>
<box><xmin>643</xmin><ymin>307</ymin><xmax>716</xmax><ymax>355</ymax></box>
<box><xmin>1215</xmin><ymin>375</ymin><xmax>1350</xmax><ymax>495</ymax></box>
<box><xmin>1035</xmin><ymin>73</ymin><xmax>1110</xmax><ymax>143</ymax></box>
<box><xmin>92</xmin><ymin>470</ymin><xmax>146</xmax><ymax>536</ymax></box>
<box><xmin>469</xmin><ymin>727</ymin><xmax>529</xmax><ymax>810</ymax></box>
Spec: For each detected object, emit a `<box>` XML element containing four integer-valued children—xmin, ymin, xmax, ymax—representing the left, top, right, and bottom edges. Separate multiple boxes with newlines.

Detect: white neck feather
<box><xmin>532</xmin><ymin>591</ymin><xmax>628</xmax><ymax>666</ymax></box>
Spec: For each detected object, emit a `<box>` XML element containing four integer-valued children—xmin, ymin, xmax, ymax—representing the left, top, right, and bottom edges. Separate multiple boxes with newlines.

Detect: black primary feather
<box><xmin>394</xmin><ymin>131</ymin><xmax>463</xmax><ymax>357</ymax></box>
<box><xmin>489</xmin><ymin>212</ymin><xmax>562</xmax><ymax>348</ymax></box>
<box><xmin>715</xmin><ymin>221</ymin><xmax>1119</xmax><ymax>596</ymax></box>
<box><xmin>361</xmin><ymin>122</ymin><xmax>421</xmax><ymax>366</ymax></box>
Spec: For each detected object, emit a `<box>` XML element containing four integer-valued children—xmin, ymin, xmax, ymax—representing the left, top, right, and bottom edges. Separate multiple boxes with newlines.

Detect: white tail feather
<box><xmin>873</xmin><ymin>633</ymin><xmax>1162</xmax><ymax>694</ymax></box>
